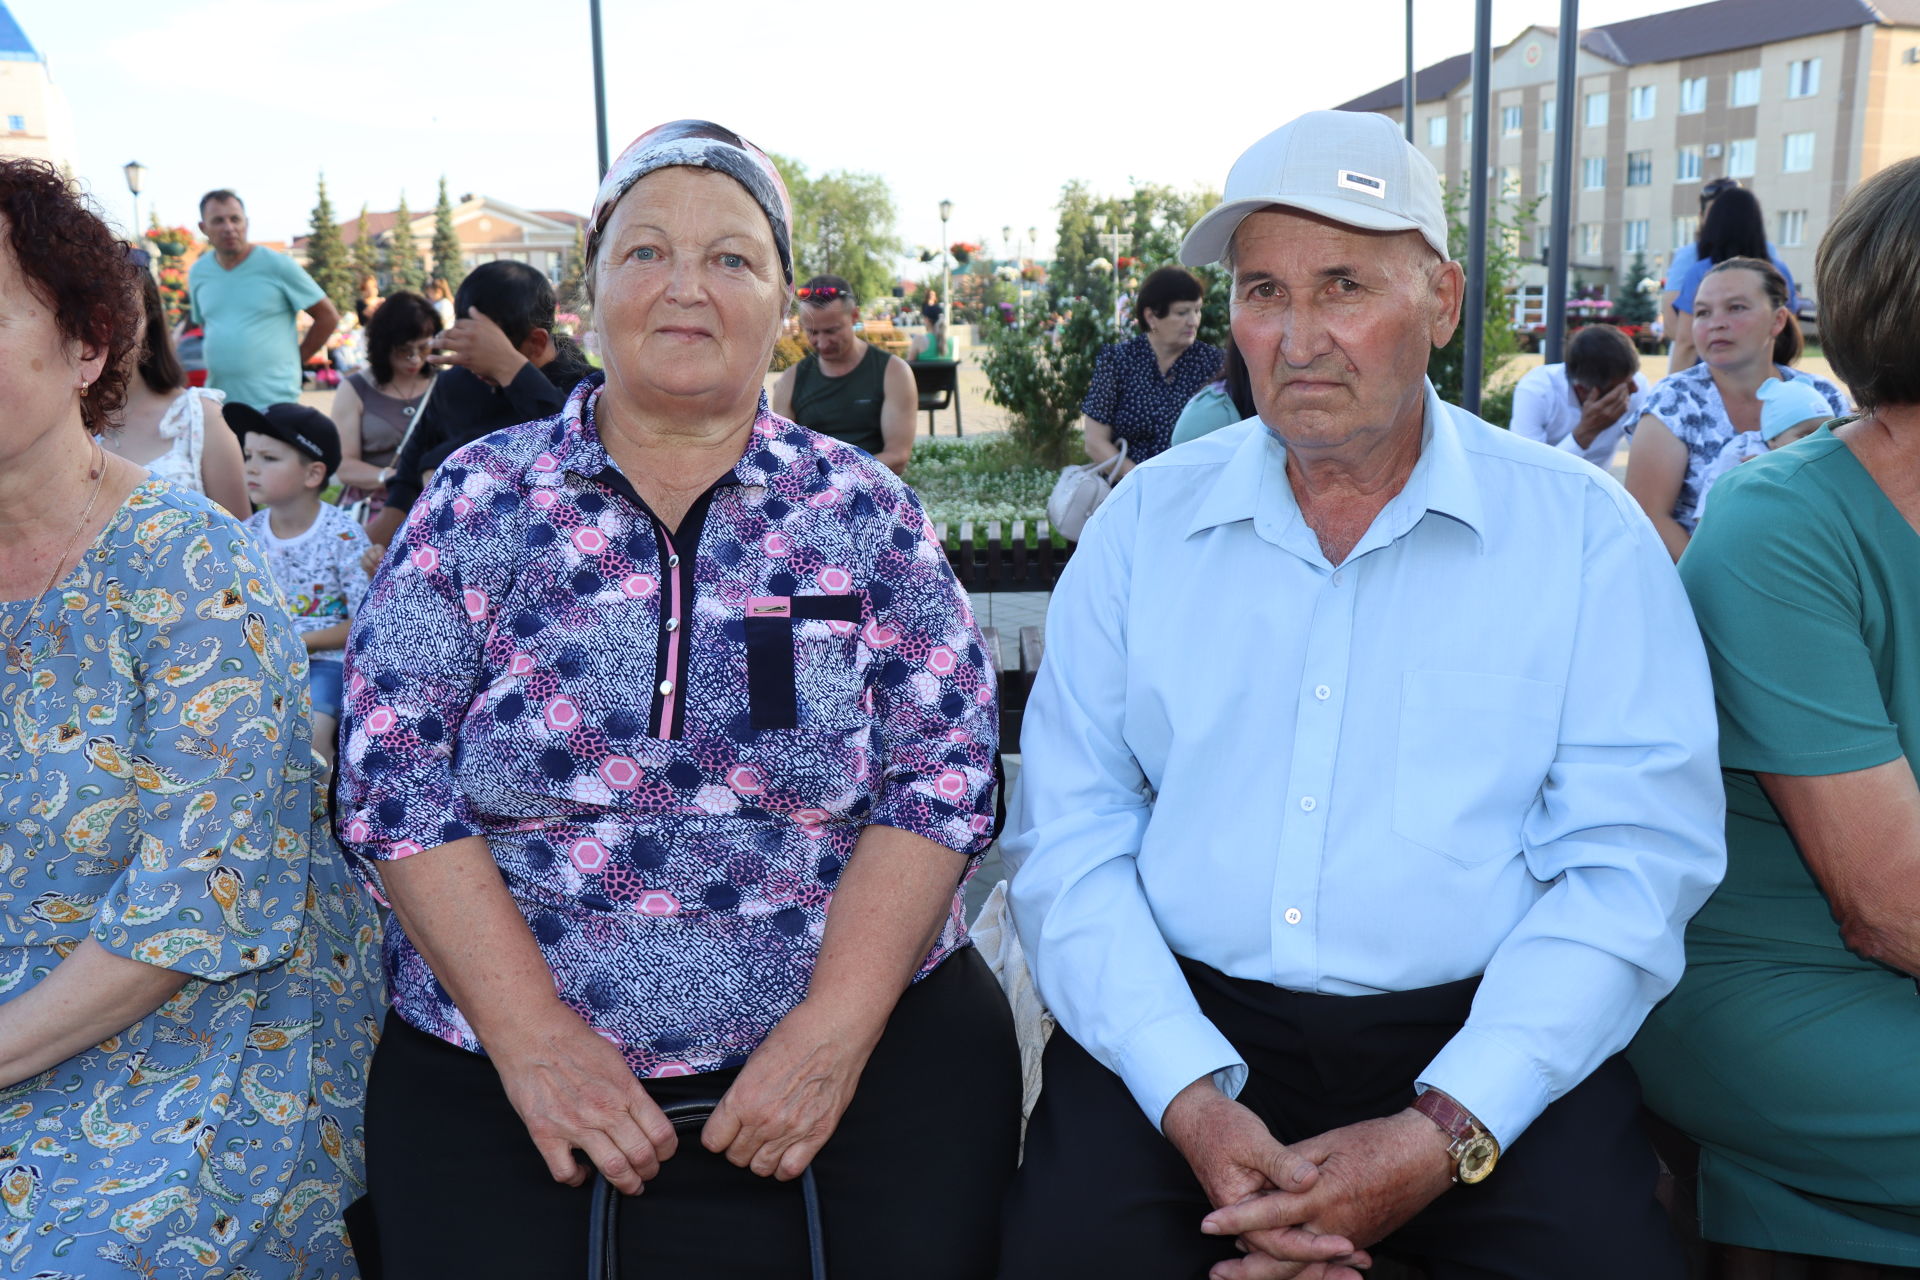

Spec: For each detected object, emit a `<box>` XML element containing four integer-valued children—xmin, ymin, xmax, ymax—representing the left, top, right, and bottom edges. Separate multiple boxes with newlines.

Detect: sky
<box><xmin>29</xmin><ymin>0</ymin><xmax>1693</xmax><ymax>272</ymax></box>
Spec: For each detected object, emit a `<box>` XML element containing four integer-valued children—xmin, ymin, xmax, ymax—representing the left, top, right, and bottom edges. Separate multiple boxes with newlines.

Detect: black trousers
<box><xmin>1000</xmin><ymin>958</ymin><xmax>1684</xmax><ymax>1280</ymax></box>
<box><xmin>359</xmin><ymin>947</ymin><xmax>1020</xmax><ymax>1280</ymax></box>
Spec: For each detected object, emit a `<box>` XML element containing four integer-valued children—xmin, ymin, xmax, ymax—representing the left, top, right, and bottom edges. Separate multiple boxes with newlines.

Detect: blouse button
<box><xmin>667</xmin><ymin>554</ymin><xmax>681</xmax><ymax>568</ymax></box>
<box><xmin>658</xmin><ymin>679</ymin><xmax>675</xmax><ymax>696</ymax></box>
<box><xmin>665</xmin><ymin>618</ymin><xmax>679</xmax><ymax>632</ymax></box>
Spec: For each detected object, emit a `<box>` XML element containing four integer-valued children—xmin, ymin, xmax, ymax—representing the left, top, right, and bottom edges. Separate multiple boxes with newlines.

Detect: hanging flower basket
<box><xmin>951</xmin><ymin>241</ymin><xmax>980</xmax><ymax>265</ymax></box>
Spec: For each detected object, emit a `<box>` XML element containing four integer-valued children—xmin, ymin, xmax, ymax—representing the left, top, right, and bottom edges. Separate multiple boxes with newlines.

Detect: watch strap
<box><xmin>1412</xmin><ymin>1089</ymin><xmax>1481</xmax><ymax>1145</ymax></box>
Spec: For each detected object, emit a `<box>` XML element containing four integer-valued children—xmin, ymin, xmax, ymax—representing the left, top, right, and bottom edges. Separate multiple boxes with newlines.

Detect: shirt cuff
<box><xmin>1110</xmin><ymin>1009</ymin><xmax>1249</xmax><ymax>1134</ymax></box>
<box><xmin>1415</xmin><ymin>1024</ymin><xmax>1554</xmax><ymax>1151</ymax></box>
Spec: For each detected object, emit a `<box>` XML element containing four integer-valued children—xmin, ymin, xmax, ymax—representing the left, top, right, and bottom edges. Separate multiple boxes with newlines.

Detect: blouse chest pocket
<box><xmin>1391</xmin><ymin>670</ymin><xmax>1563</xmax><ymax>867</ymax></box>
<box><xmin>744</xmin><ymin>593</ymin><xmax>866</xmax><ymax>731</ymax></box>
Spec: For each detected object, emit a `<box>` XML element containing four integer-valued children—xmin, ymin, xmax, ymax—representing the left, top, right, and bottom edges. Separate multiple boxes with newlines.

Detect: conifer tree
<box><xmin>557</xmin><ymin>220</ymin><xmax>588</xmax><ymax>314</ymax></box>
<box><xmin>385</xmin><ymin>193</ymin><xmax>428</xmax><ymax>292</ymax></box>
<box><xmin>350</xmin><ymin>204</ymin><xmax>381</xmax><ymax>291</ymax></box>
<box><xmin>304</xmin><ymin>173</ymin><xmax>355</xmax><ymax>311</ymax></box>
<box><xmin>431</xmin><ymin>177</ymin><xmax>465</xmax><ymax>290</ymax></box>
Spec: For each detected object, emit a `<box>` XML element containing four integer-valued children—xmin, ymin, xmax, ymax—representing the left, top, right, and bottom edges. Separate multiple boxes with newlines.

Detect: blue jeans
<box><xmin>308</xmin><ymin>656</ymin><xmax>344</xmax><ymax>721</ymax></box>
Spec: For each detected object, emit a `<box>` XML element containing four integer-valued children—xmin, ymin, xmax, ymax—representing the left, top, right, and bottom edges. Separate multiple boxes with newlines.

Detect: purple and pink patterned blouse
<box><xmin>336</xmin><ymin>376</ymin><xmax>998</xmax><ymax>1076</ymax></box>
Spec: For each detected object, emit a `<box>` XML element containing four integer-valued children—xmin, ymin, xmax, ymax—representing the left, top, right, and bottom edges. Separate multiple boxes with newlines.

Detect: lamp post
<box><xmin>122</xmin><ymin>160</ymin><xmax>145</xmax><ymax>240</ymax></box>
<box><xmin>939</xmin><ymin>198</ymin><xmax>952</xmax><ymax>334</ymax></box>
<box><xmin>1003</xmin><ymin>223</ymin><xmax>1014</xmax><ymax>309</ymax></box>
<box><xmin>589</xmin><ymin>0</ymin><xmax>609</xmax><ymax>177</ymax></box>
<box><xmin>1091</xmin><ymin>211</ymin><xmax>1133</xmax><ymax>328</ymax></box>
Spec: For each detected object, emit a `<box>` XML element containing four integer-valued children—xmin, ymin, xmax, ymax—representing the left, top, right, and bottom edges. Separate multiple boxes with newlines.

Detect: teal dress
<box><xmin>0</xmin><ymin>479</ymin><xmax>384</xmax><ymax>1279</ymax></box>
<box><xmin>1629</xmin><ymin>427</ymin><xmax>1920</xmax><ymax>1265</ymax></box>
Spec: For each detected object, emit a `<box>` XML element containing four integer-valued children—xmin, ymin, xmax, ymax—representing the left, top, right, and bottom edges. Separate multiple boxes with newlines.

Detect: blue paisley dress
<box><xmin>0</xmin><ymin>479</ymin><xmax>384</xmax><ymax>1280</ymax></box>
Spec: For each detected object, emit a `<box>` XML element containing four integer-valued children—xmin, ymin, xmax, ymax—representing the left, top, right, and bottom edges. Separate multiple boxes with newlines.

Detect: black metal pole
<box><xmin>590</xmin><ymin>0</ymin><xmax>610</xmax><ymax>179</ymax></box>
<box><xmin>1544</xmin><ymin>0</ymin><xmax>1580</xmax><ymax>364</ymax></box>
<box><xmin>1462</xmin><ymin>0</ymin><xmax>1494</xmax><ymax>414</ymax></box>
<box><xmin>1403</xmin><ymin>0</ymin><xmax>1416</xmax><ymax>142</ymax></box>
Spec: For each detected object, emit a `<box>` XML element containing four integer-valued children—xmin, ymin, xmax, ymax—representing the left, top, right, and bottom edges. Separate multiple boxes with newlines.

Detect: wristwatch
<box><xmin>1412</xmin><ymin>1089</ymin><xmax>1500</xmax><ymax>1185</ymax></box>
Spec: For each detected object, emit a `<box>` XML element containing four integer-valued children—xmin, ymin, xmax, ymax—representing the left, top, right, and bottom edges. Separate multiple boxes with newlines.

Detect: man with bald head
<box><xmin>999</xmin><ymin>111</ymin><xmax>1724</xmax><ymax>1279</ymax></box>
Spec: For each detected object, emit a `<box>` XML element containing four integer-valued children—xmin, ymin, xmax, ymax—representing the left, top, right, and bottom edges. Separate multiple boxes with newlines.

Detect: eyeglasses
<box><xmin>796</xmin><ymin>285</ymin><xmax>851</xmax><ymax>304</ymax></box>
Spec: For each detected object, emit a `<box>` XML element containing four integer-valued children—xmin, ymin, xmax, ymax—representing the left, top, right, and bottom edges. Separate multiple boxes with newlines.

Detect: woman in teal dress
<box><xmin>0</xmin><ymin>159</ymin><xmax>383</xmax><ymax>1278</ymax></box>
<box><xmin>1629</xmin><ymin>155</ymin><xmax>1920</xmax><ymax>1273</ymax></box>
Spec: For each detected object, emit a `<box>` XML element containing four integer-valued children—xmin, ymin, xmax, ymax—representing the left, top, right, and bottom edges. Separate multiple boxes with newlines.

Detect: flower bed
<box><xmin>904</xmin><ymin>437</ymin><xmax>1056</xmax><ymax>531</ymax></box>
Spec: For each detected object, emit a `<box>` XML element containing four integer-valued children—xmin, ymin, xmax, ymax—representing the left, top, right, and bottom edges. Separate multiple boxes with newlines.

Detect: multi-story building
<box><xmin>0</xmin><ymin>2</ymin><xmax>74</xmax><ymax>174</ymax></box>
<box><xmin>294</xmin><ymin>195</ymin><xmax>586</xmax><ymax>286</ymax></box>
<box><xmin>1339</xmin><ymin>0</ymin><xmax>1920</xmax><ymax>298</ymax></box>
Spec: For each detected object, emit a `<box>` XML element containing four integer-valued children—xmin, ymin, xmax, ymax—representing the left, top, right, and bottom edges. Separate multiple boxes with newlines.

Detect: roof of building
<box><xmin>0</xmin><ymin>2</ymin><xmax>41</xmax><ymax>62</ymax></box>
<box><xmin>293</xmin><ymin>199</ymin><xmax>584</xmax><ymax>250</ymax></box>
<box><xmin>1338</xmin><ymin>0</ymin><xmax>1920</xmax><ymax>111</ymax></box>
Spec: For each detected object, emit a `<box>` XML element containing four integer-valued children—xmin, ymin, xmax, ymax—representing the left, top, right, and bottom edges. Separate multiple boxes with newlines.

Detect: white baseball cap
<box><xmin>1181</xmin><ymin>110</ymin><xmax>1451</xmax><ymax>268</ymax></box>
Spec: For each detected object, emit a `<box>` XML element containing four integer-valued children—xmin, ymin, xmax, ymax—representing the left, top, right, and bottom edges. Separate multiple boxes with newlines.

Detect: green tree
<box><xmin>1047</xmin><ymin>180</ymin><xmax>1227</xmax><ymax>346</ymax></box>
<box><xmin>384</xmin><ymin>193</ymin><xmax>428</xmax><ymax>293</ymax></box>
<box><xmin>1427</xmin><ymin>184</ymin><xmax>1541</xmax><ymax>427</ymax></box>
<box><xmin>981</xmin><ymin>293</ymin><xmax>1128</xmax><ymax>469</ymax></box>
<box><xmin>304</xmin><ymin>173</ymin><xmax>355</xmax><ymax>312</ymax></box>
<box><xmin>431</xmin><ymin>176</ymin><xmax>465</xmax><ymax>291</ymax></box>
<box><xmin>767</xmin><ymin>153</ymin><xmax>902</xmax><ymax>304</ymax></box>
<box><xmin>349</xmin><ymin>204</ymin><xmax>381</xmax><ymax>291</ymax></box>
<box><xmin>557</xmin><ymin>220</ymin><xmax>588</xmax><ymax>315</ymax></box>
<box><xmin>1614</xmin><ymin>251</ymin><xmax>1657</xmax><ymax>325</ymax></box>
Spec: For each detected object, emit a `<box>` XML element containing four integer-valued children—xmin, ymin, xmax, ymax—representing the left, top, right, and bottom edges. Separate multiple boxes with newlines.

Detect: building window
<box><xmin>1428</xmin><ymin>115</ymin><xmax>1447</xmax><ymax>147</ymax></box>
<box><xmin>1542</xmin><ymin>99</ymin><xmax>1555</xmax><ymax>131</ymax></box>
<box><xmin>1582</xmin><ymin>155</ymin><xmax>1607</xmax><ymax>189</ymax></box>
<box><xmin>4</xmin><ymin>115</ymin><xmax>21</xmax><ymax>132</ymax></box>
<box><xmin>1624</xmin><ymin>220</ymin><xmax>1650</xmax><ymax>253</ymax></box>
<box><xmin>1629</xmin><ymin>85</ymin><xmax>1657</xmax><ymax>120</ymax></box>
<box><xmin>1779</xmin><ymin>210</ymin><xmax>1808</xmax><ymax>247</ymax></box>
<box><xmin>1584</xmin><ymin>92</ymin><xmax>1610</xmax><ymax>127</ymax></box>
<box><xmin>1731</xmin><ymin>67</ymin><xmax>1762</xmax><ymax>107</ymax></box>
<box><xmin>1674</xmin><ymin>216</ymin><xmax>1699</xmax><ymax>251</ymax></box>
<box><xmin>1728</xmin><ymin>138</ymin><xmax>1757</xmax><ymax>178</ymax></box>
<box><xmin>1497</xmin><ymin>166</ymin><xmax>1521</xmax><ymax>199</ymax></box>
<box><xmin>1537</xmin><ymin>161</ymin><xmax>1553</xmax><ymax>195</ymax></box>
<box><xmin>1462</xmin><ymin>110</ymin><xmax>1473</xmax><ymax>142</ymax></box>
<box><xmin>1627</xmin><ymin>150</ymin><xmax>1653</xmax><ymax>185</ymax></box>
<box><xmin>1676</xmin><ymin>145</ymin><xmax>1703</xmax><ymax>182</ymax></box>
<box><xmin>1783</xmin><ymin>131</ymin><xmax>1816</xmax><ymax>173</ymax></box>
<box><xmin>1679</xmin><ymin>77</ymin><xmax>1708</xmax><ymax>114</ymax></box>
<box><xmin>1501</xmin><ymin>105</ymin><xmax>1523</xmax><ymax>136</ymax></box>
<box><xmin>1788</xmin><ymin>58</ymin><xmax>1821</xmax><ymax>98</ymax></box>
<box><xmin>1580</xmin><ymin>223</ymin><xmax>1604</xmax><ymax>257</ymax></box>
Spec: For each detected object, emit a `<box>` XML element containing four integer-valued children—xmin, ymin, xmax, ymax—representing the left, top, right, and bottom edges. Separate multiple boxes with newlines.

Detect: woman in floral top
<box><xmin>337</xmin><ymin>121</ymin><xmax>1018</xmax><ymax>1278</ymax></box>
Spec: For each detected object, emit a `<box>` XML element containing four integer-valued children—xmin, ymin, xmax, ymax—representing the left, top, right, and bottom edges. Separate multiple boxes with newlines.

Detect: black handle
<box><xmin>587</xmin><ymin>1097</ymin><xmax>827</xmax><ymax>1280</ymax></box>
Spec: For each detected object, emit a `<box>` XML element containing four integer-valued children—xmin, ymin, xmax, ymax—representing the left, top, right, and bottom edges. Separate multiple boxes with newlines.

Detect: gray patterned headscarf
<box><xmin>589</xmin><ymin>120</ymin><xmax>793</xmax><ymax>285</ymax></box>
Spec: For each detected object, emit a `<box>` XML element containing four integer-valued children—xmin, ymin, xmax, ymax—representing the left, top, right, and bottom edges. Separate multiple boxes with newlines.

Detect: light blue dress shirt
<box><xmin>1004</xmin><ymin>382</ymin><xmax>1726</xmax><ymax>1149</ymax></box>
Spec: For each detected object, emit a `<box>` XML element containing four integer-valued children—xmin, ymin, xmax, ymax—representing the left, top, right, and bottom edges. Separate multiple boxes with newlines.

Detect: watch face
<box><xmin>1458</xmin><ymin>1136</ymin><xmax>1499</xmax><ymax>1185</ymax></box>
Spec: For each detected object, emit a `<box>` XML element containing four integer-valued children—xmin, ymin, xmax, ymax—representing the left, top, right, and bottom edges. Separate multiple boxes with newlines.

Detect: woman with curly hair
<box><xmin>0</xmin><ymin>158</ymin><xmax>384</xmax><ymax>1279</ymax></box>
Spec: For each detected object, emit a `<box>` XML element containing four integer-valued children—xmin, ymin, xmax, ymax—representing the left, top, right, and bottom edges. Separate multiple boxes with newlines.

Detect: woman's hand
<box><xmin>703</xmin><ymin>998</ymin><xmax>876</xmax><ymax>1180</ymax></box>
<box><xmin>490</xmin><ymin>1001</ymin><xmax>680</xmax><ymax>1195</ymax></box>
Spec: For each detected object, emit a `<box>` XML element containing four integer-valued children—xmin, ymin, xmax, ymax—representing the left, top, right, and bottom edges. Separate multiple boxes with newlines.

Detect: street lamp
<box><xmin>122</xmin><ymin>160</ymin><xmax>145</xmax><ymax>239</ymax></box>
<box><xmin>1091</xmin><ymin>210</ymin><xmax>1132</xmax><ymax>328</ymax></box>
<box><xmin>1002</xmin><ymin>223</ymin><xmax>1014</xmax><ymax>309</ymax></box>
<box><xmin>939</xmin><ymin>198</ymin><xmax>953</xmax><ymax>335</ymax></box>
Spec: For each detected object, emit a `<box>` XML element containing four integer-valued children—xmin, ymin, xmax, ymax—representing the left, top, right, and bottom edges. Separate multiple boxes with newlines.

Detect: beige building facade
<box><xmin>0</xmin><ymin>4</ymin><xmax>74</xmax><ymax>174</ymax></box>
<box><xmin>1342</xmin><ymin>0</ymin><xmax>1920</xmax><ymax>299</ymax></box>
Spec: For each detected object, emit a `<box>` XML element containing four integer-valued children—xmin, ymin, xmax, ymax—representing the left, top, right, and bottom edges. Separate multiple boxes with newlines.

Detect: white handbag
<box><xmin>1044</xmin><ymin>439</ymin><xmax>1128</xmax><ymax>541</ymax></box>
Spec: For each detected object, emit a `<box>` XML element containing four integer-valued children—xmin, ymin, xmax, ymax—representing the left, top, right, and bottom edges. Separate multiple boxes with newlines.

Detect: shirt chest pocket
<box><xmin>743</xmin><ymin>593</ymin><xmax>866</xmax><ymax>732</ymax></box>
<box><xmin>1391</xmin><ymin>670</ymin><xmax>1563</xmax><ymax>867</ymax></box>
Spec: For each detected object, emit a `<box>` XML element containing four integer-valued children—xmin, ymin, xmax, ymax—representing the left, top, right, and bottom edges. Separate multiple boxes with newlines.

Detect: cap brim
<box><xmin>1180</xmin><ymin>196</ymin><xmax>1429</xmax><ymax>267</ymax></box>
<box><xmin>221</xmin><ymin>400</ymin><xmax>269</xmax><ymax>441</ymax></box>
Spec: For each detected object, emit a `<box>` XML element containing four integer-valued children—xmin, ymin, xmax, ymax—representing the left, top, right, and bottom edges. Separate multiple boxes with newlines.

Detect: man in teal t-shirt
<box><xmin>188</xmin><ymin>189</ymin><xmax>339</xmax><ymax>410</ymax></box>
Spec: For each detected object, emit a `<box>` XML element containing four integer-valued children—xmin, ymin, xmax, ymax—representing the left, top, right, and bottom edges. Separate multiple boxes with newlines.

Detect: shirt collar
<box><xmin>536</xmin><ymin>377</ymin><xmax>788</xmax><ymax>492</ymax></box>
<box><xmin>1186</xmin><ymin>379</ymin><xmax>1487</xmax><ymax>556</ymax></box>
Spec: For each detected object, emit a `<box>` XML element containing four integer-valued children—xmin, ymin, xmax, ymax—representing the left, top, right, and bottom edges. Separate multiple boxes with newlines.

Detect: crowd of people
<box><xmin>1</xmin><ymin>100</ymin><xmax>1917</xmax><ymax>1280</ymax></box>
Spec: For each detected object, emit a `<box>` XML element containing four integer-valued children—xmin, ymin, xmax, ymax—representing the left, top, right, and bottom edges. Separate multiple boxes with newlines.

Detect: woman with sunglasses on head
<box><xmin>337</xmin><ymin>121</ymin><xmax>1017</xmax><ymax>1278</ymax></box>
<box><xmin>102</xmin><ymin>268</ymin><xmax>250</xmax><ymax>516</ymax></box>
<box><xmin>331</xmin><ymin>288</ymin><xmax>440</xmax><ymax>512</ymax></box>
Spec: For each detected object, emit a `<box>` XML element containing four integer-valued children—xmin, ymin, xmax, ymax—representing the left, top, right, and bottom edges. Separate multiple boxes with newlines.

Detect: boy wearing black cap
<box><xmin>226</xmin><ymin>402</ymin><xmax>370</xmax><ymax>765</ymax></box>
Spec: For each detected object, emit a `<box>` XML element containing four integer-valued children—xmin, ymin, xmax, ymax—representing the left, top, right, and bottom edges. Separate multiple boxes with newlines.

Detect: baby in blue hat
<box><xmin>1696</xmin><ymin>377</ymin><xmax>1837</xmax><ymax>518</ymax></box>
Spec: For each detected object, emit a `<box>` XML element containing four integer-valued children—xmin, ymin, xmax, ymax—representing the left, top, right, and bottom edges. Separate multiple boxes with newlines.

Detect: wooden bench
<box><xmin>858</xmin><ymin>319</ymin><xmax>910</xmax><ymax>359</ymax></box>
<box><xmin>934</xmin><ymin>520</ymin><xmax>1071</xmax><ymax>595</ymax></box>
<box><xmin>912</xmin><ymin>359</ymin><xmax>963</xmax><ymax>436</ymax></box>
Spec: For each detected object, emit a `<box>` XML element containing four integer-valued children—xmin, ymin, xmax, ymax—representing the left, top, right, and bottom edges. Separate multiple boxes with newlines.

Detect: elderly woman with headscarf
<box><xmin>336</xmin><ymin>121</ymin><xmax>1019</xmax><ymax>1279</ymax></box>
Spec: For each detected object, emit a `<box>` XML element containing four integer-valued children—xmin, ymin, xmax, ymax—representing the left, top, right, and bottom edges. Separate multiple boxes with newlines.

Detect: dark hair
<box><xmin>454</xmin><ymin>260</ymin><xmax>554</xmax><ymax>348</ymax></box>
<box><xmin>1134</xmin><ymin>266</ymin><xmax>1204</xmax><ymax>331</ymax></box>
<box><xmin>1704</xmin><ymin>256</ymin><xmax>1802</xmax><ymax>366</ymax></box>
<box><xmin>1817</xmin><ymin>155</ymin><xmax>1920</xmax><ymax>412</ymax></box>
<box><xmin>1563</xmin><ymin>324</ymin><xmax>1639</xmax><ymax>388</ymax></box>
<box><xmin>134</xmin><ymin>269</ymin><xmax>185</xmax><ymax>394</ymax></box>
<box><xmin>0</xmin><ymin>159</ymin><xmax>140</xmax><ymax>434</ymax></box>
<box><xmin>1218</xmin><ymin>334</ymin><xmax>1255</xmax><ymax>419</ymax></box>
<box><xmin>1695</xmin><ymin>187</ymin><xmax>1767</xmax><ymax>265</ymax></box>
<box><xmin>1699</xmin><ymin>176</ymin><xmax>1740</xmax><ymax>209</ymax></box>
<box><xmin>364</xmin><ymin>290</ymin><xmax>442</xmax><ymax>384</ymax></box>
<box><xmin>798</xmin><ymin>273</ymin><xmax>855</xmax><ymax>308</ymax></box>
<box><xmin>198</xmin><ymin>188</ymin><xmax>243</xmax><ymax>217</ymax></box>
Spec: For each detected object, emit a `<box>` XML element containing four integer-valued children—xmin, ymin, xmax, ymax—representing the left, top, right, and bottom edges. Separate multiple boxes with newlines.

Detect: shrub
<box><xmin>980</xmin><ymin>293</ymin><xmax>1123</xmax><ymax>469</ymax></box>
<box><xmin>769</xmin><ymin>333</ymin><xmax>809</xmax><ymax>372</ymax></box>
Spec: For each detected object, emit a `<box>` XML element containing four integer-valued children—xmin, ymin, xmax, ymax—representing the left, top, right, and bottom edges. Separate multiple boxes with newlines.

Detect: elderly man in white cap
<box><xmin>998</xmin><ymin>110</ymin><xmax>1726</xmax><ymax>1279</ymax></box>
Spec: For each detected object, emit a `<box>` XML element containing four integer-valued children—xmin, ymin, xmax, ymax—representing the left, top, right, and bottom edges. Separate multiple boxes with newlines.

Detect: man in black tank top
<box><xmin>772</xmin><ymin>274</ymin><xmax>918</xmax><ymax>474</ymax></box>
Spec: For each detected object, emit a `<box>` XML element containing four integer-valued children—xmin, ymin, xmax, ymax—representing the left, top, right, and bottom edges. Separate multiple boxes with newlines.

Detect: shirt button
<box><xmin>1314</xmin><ymin>684</ymin><xmax>1331</xmax><ymax>701</ymax></box>
<box><xmin>1300</xmin><ymin>796</ymin><xmax>1316</xmax><ymax>812</ymax></box>
<box><xmin>658</xmin><ymin>680</ymin><xmax>675</xmax><ymax>696</ymax></box>
<box><xmin>1285</xmin><ymin>907</ymin><xmax>1303</xmax><ymax>925</ymax></box>
<box><xmin>665</xmin><ymin>618</ymin><xmax>679</xmax><ymax>632</ymax></box>
<box><xmin>667</xmin><ymin>554</ymin><xmax>681</xmax><ymax>568</ymax></box>
<box><xmin>1331</xmin><ymin>571</ymin><xmax>1345</xmax><ymax>587</ymax></box>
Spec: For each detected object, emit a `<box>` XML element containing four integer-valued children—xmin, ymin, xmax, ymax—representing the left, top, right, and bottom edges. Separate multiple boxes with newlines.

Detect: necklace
<box><xmin>3</xmin><ymin>440</ymin><xmax>107</xmax><ymax>668</ymax></box>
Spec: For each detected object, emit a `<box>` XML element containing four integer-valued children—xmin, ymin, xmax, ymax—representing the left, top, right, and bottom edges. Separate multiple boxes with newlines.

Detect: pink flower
<box><xmin>462</xmin><ymin>588</ymin><xmax>489</xmax><ymax>621</ymax></box>
<box><xmin>599</xmin><ymin>756</ymin><xmax>642</xmax><ymax>790</ymax></box>
<box><xmin>544</xmin><ymin>695</ymin><xmax>581</xmax><ymax>731</ymax></box>
<box><xmin>816</xmin><ymin>566</ymin><xmax>852</xmax><ymax>593</ymax></box>
<box><xmin>365</xmin><ymin>706</ymin><xmax>397</xmax><ymax>734</ymax></box>
<box><xmin>572</xmin><ymin>527</ymin><xmax>607</xmax><ymax>554</ymax></box>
